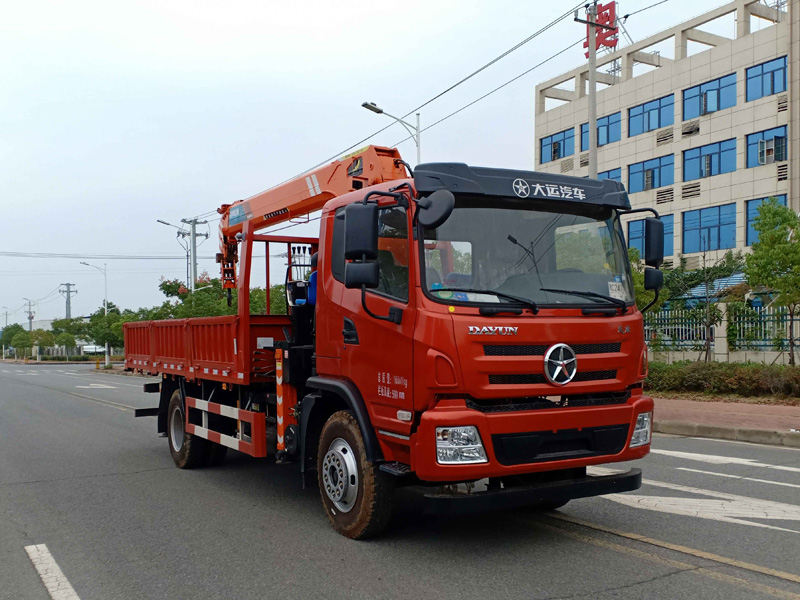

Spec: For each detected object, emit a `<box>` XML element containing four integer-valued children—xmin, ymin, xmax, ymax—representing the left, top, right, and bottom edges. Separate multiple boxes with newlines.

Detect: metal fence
<box><xmin>644</xmin><ymin>308</ymin><xmax>713</xmax><ymax>351</ymax></box>
<box><xmin>727</xmin><ymin>305</ymin><xmax>796</xmax><ymax>351</ymax></box>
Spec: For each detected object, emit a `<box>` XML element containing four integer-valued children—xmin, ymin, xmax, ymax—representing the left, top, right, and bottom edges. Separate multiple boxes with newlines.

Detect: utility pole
<box><xmin>59</xmin><ymin>283</ymin><xmax>77</xmax><ymax>319</ymax></box>
<box><xmin>22</xmin><ymin>298</ymin><xmax>34</xmax><ymax>332</ymax></box>
<box><xmin>575</xmin><ymin>2</ymin><xmax>618</xmax><ymax>180</ymax></box>
<box><xmin>181</xmin><ymin>218</ymin><xmax>209</xmax><ymax>292</ymax></box>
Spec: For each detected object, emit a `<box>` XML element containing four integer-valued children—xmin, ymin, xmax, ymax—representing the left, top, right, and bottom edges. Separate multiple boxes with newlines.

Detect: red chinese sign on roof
<box><xmin>584</xmin><ymin>1</ymin><xmax>619</xmax><ymax>58</ymax></box>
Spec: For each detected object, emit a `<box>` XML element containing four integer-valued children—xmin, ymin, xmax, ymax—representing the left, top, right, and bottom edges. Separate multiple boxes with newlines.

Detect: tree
<box><xmin>51</xmin><ymin>318</ymin><xmax>89</xmax><ymax>339</ymax></box>
<box><xmin>56</xmin><ymin>332</ymin><xmax>76</xmax><ymax>349</ymax></box>
<box><xmin>87</xmin><ymin>303</ymin><xmax>124</xmax><ymax>349</ymax></box>
<box><xmin>1</xmin><ymin>323</ymin><xmax>25</xmax><ymax>348</ymax></box>
<box><xmin>744</xmin><ymin>197</ymin><xmax>800</xmax><ymax>365</ymax></box>
<box><xmin>31</xmin><ymin>329</ymin><xmax>55</xmax><ymax>349</ymax></box>
<box><xmin>11</xmin><ymin>331</ymin><xmax>31</xmax><ymax>357</ymax></box>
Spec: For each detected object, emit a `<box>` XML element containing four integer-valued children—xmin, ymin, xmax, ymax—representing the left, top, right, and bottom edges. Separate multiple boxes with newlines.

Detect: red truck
<box><xmin>125</xmin><ymin>145</ymin><xmax>665</xmax><ymax>538</ymax></box>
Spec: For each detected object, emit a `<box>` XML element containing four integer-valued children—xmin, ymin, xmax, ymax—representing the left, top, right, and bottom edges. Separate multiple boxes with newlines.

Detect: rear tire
<box><xmin>167</xmin><ymin>389</ymin><xmax>209</xmax><ymax>469</ymax></box>
<box><xmin>317</xmin><ymin>411</ymin><xmax>393</xmax><ymax>539</ymax></box>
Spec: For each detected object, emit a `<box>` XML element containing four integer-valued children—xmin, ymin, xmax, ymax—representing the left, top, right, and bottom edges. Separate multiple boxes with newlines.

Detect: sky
<box><xmin>0</xmin><ymin>0</ymin><xmax>746</xmax><ymax>326</ymax></box>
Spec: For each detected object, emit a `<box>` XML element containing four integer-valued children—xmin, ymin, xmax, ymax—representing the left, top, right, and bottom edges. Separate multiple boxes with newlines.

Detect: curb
<box><xmin>655</xmin><ymin>420</ymin><xmax>800</xmax><ymax>449</ymax></box>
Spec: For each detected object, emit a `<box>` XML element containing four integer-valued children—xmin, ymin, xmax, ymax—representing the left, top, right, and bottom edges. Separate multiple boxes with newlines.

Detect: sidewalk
<box><xmin>653</xmin><ymin>396</ymin><xmax>800</xmax><ymax>448</ymax></box>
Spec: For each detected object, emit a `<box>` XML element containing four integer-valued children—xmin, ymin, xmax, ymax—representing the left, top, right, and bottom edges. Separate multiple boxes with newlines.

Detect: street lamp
<box><xmin>80</xmin><ymin>261</ymin><xmax>110</xmax><ymax>368</ymax></box>
<box><xmin>361</xmin><ymin>102</ymin><xmax>421</xmax><ymax>165</ymax></box>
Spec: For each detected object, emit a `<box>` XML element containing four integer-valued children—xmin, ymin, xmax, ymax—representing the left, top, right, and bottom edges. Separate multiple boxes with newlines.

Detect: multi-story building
<box><xmin>534</xmin><ymin>0</ymin><xmax>797</xmax><ymax>268</ymax></box>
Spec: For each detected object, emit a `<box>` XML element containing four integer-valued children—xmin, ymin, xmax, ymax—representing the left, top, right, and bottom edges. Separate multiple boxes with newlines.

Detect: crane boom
<box><xmin>216</xmin><ymin>145</ymin><xmax>408</xmax><ymax>289</ymax></box>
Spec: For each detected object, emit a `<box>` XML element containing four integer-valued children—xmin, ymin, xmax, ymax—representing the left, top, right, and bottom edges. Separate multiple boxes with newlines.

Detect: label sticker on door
<box><xmin>256</xmin><ymin>337</ymin><xmax>274</xmax><ymax>349</ymax></box>
<box><xmin>608</xmin><ymin>281</ymin><xmax>626</xmax><ymax>300</ymax></box>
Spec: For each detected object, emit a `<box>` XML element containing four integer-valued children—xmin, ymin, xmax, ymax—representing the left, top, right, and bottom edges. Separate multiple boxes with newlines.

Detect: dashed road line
<box><xmin>25</xmin><ymin>544</ymin><xmax>81</xmax><ymax>600</ymax></box>
<box><xmin>651</xmin><ymin>448</ymin><xmax>800</xmax><ymax>474</ymax></box>
<box><xmin>677</xmin><ymin>467</ymin><xmax>800</xmax><ymax>490</ymax></box>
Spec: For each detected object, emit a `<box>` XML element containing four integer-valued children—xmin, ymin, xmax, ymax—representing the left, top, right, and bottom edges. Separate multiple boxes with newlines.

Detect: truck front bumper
<box><xmin>422</xmin><ymin>468</ymin><xmax>641</xmax><ymax>515</ymax></box>
<box><xmin>410</xmin><ymin>395</ymin><xmax>654</xmax><ymax>482</ymax></box>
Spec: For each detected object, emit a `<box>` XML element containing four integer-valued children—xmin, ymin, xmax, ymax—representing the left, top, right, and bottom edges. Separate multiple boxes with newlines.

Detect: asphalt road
<box><xmin>2</xmin><ymin>363</ymin><xmax>800</xmax><ymax>600</ymax></box>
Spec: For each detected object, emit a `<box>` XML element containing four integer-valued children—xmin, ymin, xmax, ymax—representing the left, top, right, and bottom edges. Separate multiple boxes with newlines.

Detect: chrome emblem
<box><xmin>512</xmin><ymin>178</ymin><xmax>530</xmax><ymax>198</ymax></box>
<box><xmin>468</xmin><ymin>326</ymin><xmax>518</xmax><ymax>335</ymax></box>
<box><xmin>544</xmin><ymin>343</ymin><xmax>577</xmax><ymax>386</ymax></box>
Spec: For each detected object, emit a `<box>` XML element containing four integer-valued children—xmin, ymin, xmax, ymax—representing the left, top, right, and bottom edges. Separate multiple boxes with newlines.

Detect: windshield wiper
<box><xmin>434</xmin><ymin>287</ymin><xmax>538</xmax><ymax>314</ymax></box>
<box><xmin>538</xmin><ymin>288</ymin><xmax>627</xmax><ymax>312</ymax></box>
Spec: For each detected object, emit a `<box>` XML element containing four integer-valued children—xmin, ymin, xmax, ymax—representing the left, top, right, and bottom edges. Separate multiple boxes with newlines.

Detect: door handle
<box><xmin>342</xmin><ymin>318</ymin><xmax>359</xmax><ymax>345</ymax></box>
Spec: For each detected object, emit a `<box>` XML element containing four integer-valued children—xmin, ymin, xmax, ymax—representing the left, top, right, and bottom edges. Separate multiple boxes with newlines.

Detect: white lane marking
<box><xmin>676</xmin><ymin>467</ymin><xmax>800</xmax><ymax>490</ymax></box>
<box><xmin>75</xmin><ymin>384</ymin><xmax>116</xmax><ymax>389</ymax></box>
<box><xmin>589</xmin><ymin>466</ymin><xmax>800</xmax><ymax>534</ymax></box>
<box><xmin>651</xmin><ymin>448</ymin><xmax>800</xmax><ymax>474</ymax></box>
<box><xmin>25</xmin><ymin>544</ymin><xmax>81</xmax><ymax>600</ymax></box>
<box><xmin>688</xmin><ymin>437</ymin><xmax>800</xmax><ymax>453</ymax></box>
<box><xmin>54</xmin><ymin>372</ymin><xmax>143</xmax><ymax>388</ymax></box>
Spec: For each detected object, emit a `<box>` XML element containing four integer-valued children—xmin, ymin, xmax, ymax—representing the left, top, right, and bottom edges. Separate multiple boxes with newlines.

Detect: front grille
<box><xmin>484</xmin><ymin>343</ymin><xmax>620</xmax><ymax>356</ymax></box>
<box><xmin>466</xmin><ymin>391</ymin><xmax>630</xmax><ymax>413</ymax></box>
<box><xmin>489</xmin><ymin>370</ymin><xmax>617</xmax><ymax>385</ymax></box>
<box><xmin>492</xmin><ymin>424</ymin><xmax>630</xmax><ymax>465</ymax></box>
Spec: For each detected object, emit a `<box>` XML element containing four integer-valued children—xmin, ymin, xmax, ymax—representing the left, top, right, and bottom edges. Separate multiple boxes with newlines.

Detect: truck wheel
<box><xmin>167</xmin><ymin>389</ymin><xmax>209</xmax><ymax>469</ymax></box>
<box><xmin>317</xmin><ymin>411</ymin><xmax>393</xmax><ymax>539</ymax></box>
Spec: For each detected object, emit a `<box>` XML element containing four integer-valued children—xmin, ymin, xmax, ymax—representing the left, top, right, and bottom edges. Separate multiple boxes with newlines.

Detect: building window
<box><xmin>682</xmin><ymin>204</ymin><xmax>736</xmax><ymax>253</ymax></box>
<box><xmin>540</xmin><ymin>128</ymin><xmax>575</xmax><ymax>164</ymax></box>
<box><xmin>628</xmin><ymin>214</ymin><xmax>673</xmax><ymax>256</ymax></box>
<box><xmin>747</xmin><ymin>195</ymin><xmax>787</xmax><ymax>245</ymax></box>
<box><xmin>580</xmin><ymin>112</ymin><xmax>621</xmax><ymax>151</ymax></box>
<box><xmin>746</xmin><ymin>56</ymin><xmax>787</xmax><ymax>102</ymax></box>
<box><xmin>628</xmin><ymin>95</ymin><xmax>674</xmax><ymax>137</ymax></box>
<box><xmin>628</xmin><ymin>155</ymin><xmax>674</xmax><ymax>193</ymax></box>
<box><xmin>598</xmin><ymin>167</ymin><xmax>621</xmax><ymax>182</ymax></box>
<box><xmin>683</xmin><ymin>74</ymin><xmax>736</xmax><ymax>120</ymax></box>
<box><xmin>683</xmin><ymin>139</ymin><xmax>736</xmax><ymax>181</ymax></box>
<box><xmin>746</xmin><ymin>126</ymin><xmax>788</xmax><ymax>167</ymax></box>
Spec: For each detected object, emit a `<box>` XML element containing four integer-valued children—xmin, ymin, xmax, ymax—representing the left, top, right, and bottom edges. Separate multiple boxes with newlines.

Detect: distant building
<box><xmin>534</xmin><ymin>0</ymin><xmax>796</xmax><ymax>269</ymax></box>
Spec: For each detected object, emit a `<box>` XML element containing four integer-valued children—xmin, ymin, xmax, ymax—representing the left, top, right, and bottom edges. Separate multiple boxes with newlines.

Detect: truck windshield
<box><xmin>421</xmin><ymin>196</ymin><xmax>635</xmax><ymax>308</ymax></box>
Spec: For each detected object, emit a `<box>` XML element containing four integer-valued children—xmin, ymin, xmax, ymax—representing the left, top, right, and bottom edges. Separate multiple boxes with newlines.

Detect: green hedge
<box><xmin>646</xmin><ymin>361</ymin><xmax>800</xmax><ymax>397</ymax></box>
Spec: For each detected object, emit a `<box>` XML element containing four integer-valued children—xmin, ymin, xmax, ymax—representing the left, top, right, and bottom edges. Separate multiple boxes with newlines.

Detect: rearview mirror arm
<box><xmin>360</xmin><ymin>286</ymin><xmax>403</xmax><ymax>325</ymax></box>
<box><xmin>641</xmin><ymin>288</ymin><xmax>660</xmax><ymax>314</ymax></box>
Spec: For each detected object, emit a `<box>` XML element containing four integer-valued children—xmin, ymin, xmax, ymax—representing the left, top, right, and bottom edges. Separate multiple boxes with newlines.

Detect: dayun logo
<box><xmin>512</xmin><ymin>178</ymin><xmax>530</xmax><ymax>198</ymax></box>
<box><xmin>468</xmin><ymin>326</ymin><xmax>518</xmax><ymax>335</ymax></box>
<box><xmin>544</xmin><ymin>343</ymin><xmax>578</xmax><ymax>386</ymax></box>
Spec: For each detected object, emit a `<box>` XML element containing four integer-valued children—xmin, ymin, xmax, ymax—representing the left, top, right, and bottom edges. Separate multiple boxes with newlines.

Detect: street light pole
<box><xmin>362</xmin><ymin>102</ymin><xmax>421</xmax><ymax>165</ymax></box>
<box><xmin>81</xmin><ymin>261</ymin><xmax>110</xmax><ymax>367</ymax></box>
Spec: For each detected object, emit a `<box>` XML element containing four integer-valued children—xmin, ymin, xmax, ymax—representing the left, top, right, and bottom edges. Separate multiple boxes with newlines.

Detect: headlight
<box><xmin>629</xmin><ymin>411</ymin><xmax>652</xmax><ymax>448</ymax></box>
<box><xmin>435</xmin><ymin>426</ymin><xmax>488</xmax><ymax>464</ymax></box>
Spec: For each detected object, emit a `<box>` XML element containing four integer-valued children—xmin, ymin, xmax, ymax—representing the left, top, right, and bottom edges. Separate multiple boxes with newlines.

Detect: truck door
<box><xmin>337</xmin><ymin>205</ymin><xmax>415</xmax><ymax>437</ymax></box>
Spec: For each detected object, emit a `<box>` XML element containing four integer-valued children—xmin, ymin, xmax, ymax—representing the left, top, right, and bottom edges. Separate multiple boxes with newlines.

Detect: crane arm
<box><xmin>216</xmin><ymin>145</ymin><xmax>407</xmax><ymax>289</ymax></box>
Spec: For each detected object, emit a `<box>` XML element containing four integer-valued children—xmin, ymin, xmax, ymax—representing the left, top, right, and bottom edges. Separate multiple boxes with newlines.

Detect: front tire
<box><xmin>317</xmin><ymin>411</ymin><xmax>393</xmax><ymax>539</ymax></box>
<box><xmin>167</xmin><ymin>389</ymin><xmax>209</xmax><ymax>469</ymax></box>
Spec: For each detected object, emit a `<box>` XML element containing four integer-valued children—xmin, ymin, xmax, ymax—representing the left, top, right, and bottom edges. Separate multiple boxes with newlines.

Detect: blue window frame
<box><xmin>683</xmin><ymin>139</ymin><xmax>736</xmax><ymax>181</ymax></box>
<box><xmin>580</xmin><ymin>112</ymin><xmax>621</xmax><ymax>151</ymax></box>
<box><xmin>540</xmin><ymin>128</ymin><xmax>575</xmax><ymax>164</ymax></box>
<box><xmin>746</xmin><ymin>126</ymin><xmax>788</xmax><ymax>168</ymax></box>
<box><xmin>598</xmin><ymin>167</ymin><xmax>621</xmax><ymax>182</ymax></box>
<box><xmin>682</xmin><ymin>204</ymin><xmax>736</xmax><ymax>253</ymax></box>
<box><xmin>628</xmin><ymin>214</ymin><xmax>674</xmax><ymax>256</ymax></box>
<box><xmin>746</xmin><ymin>57</ymin><xmax>787</xmax><ymax>102</ymax></box>
<box><xmin>747</xmin><ymin>195</ymin><xmax>787</xmax><ymax>245</ymax></box>
<box><xmin>628</xmin><ymin>155</ymin><xmax>674</xmax><ymax>193</ymax></box>
<box><xmin>628</xmin><ymin>95</ymin><xmax>674</xmax><ymax>137</ymax></box>
<box><xmin>683</xmin><ymin>74</ymin><xmax>736</xmax><ymax>120</ymax></box>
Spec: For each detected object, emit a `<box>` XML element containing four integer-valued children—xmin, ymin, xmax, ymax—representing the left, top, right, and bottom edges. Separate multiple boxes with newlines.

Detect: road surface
<box><xmin>2</xmin><ymin>364</ymin><xmax>799</xmax><ymax>599</ymax></box>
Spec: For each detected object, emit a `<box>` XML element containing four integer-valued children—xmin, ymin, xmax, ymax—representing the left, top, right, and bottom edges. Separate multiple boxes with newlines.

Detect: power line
<box><xmin>266</xmin><ymin>3</ymin><xmax>585</xmax><ymax>186</ymax></box>
<box><xmin>0</xmin><ymin>251</ymin><xmax>199</xmax><ymax>260</ymax></box>
<box><xmin>392</xmin><ymin>38</ymin><xmax>585</xmax><ymax>146</ymax></box>
<box><xmin>623</xmin><ymin>0</ymin><xmax>670</xmax><ymax>18</ymax></box>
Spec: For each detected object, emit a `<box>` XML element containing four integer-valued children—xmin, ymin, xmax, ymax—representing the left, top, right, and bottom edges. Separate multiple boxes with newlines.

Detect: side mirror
<box><xmin>344</xmin><ymin>262</ymin><xmax>379</xmax><ymax>289</ymax></box>
<box><xmin>344</xmin><ymin>203</ymin><xmax>379</xmax><ymax>260</ymax></box>
<box><xmin>644</xmin><ymin>217</ymin><xmax>664</xmax><ymax>268</ymax></box>
<box><xmin>644</xmin><ymin>267</ymin><xmax>663</xmax><ymax>291</ymax></box>
<box><xmin>418</xmin><ymin>189</ymin><xmax>455</xmax><ymax>229</ymax></box>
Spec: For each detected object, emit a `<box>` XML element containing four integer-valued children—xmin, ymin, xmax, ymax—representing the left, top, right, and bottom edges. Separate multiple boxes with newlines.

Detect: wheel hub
<box><xmin>322</xmin><ymin>438</ymin><xmax>358</xmax><ymax>513</ymax></box>
<box><xmin>170</xmin><ymin>405</ymin><xmax>184</xmax><ymax>452</ymax></box>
